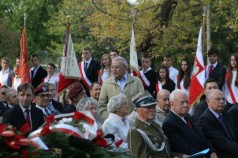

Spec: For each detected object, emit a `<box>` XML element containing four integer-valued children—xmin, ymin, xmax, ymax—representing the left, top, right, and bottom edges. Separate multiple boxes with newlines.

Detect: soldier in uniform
<box><xmin>127</xmin><ymin>91</ymin><xmax>187</xmax><ymax>158</ymax></box>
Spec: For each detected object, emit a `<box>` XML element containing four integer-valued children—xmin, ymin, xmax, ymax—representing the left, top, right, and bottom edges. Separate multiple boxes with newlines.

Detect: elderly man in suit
<box><xmin>162</xmin><ymin>89</ymin><xmax>218</xmax><ymax>158</ymax></box>
<box><xmin>31</xmin><ymin>54</ymin><xmax>47</xmax><ymax>88</ymax></box>
<box><xmin>3</xmin><ymin>83</ymin><xmax>44</xmax><ymax>131</ymax></box>
<box><xmin>127</xmin><ymin>91</ymin><xmax>184</xmax><ymax>158</ymax></box>
<box><xmin>154</xmin><ymin>89</ymin><xmax>170</xmax><ymax>127</ymax></box>
<box><xmin>98</xmin><ymin>56</ymin><xmax>144</xmax><ymax>121</ymax></box>
<box><xmin>199</xmin><ymin>89</ymin><xmax>238</xmax><ymax>158</ymax></box>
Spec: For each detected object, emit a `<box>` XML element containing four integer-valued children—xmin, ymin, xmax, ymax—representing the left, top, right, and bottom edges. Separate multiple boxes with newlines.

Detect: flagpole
<box><xmin>202</xmin><ymin>13</ymin><xmax>206</xmax><ymax>57</ymax></box>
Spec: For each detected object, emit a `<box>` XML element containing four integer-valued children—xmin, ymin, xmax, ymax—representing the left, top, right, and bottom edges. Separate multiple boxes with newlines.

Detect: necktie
<box><xmin>209</xmin><ymin>65</ymin><xmax>213</xmax><ymax>75</ymax></box>
<box><xmin>25</xmin><ymin>109</ymin><xmax>30</xmax><ymax>124</ymax></box>
<box><xmin>84</xmin><ymin>62</ymin><xmax>88</xmax><ymax>72</ymax></box>
<box><xmin>184</xmin><ymin>117</ymin><xmax>194</xmax><ymax>130</ymax></box>
<box><xmin>45</xmin><ymin>108</ymin><xmax>51</xmax><ymax>116</ymax></box>
<box><xmin>218</xmin><ymin>115</ymin><xmax>232</xmax><ymax>140</ymax></box>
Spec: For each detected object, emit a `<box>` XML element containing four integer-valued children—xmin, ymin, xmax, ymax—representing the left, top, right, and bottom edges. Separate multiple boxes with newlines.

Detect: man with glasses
<box><xmin>0</xmin><ymin>85</ymin><xmax>9</xmax><ymax>116</ymax></box>
<box><xmin>98</xmin><ymin>56</ymin><xmax>144</xmax><ymax>121</ymax></box>
<box><xmin>34</xmin><ymin>84</ymin><xmax>54</xmax><ymax>117</ymax></box>
<box><xmin>3</xmin><ymin>83</ymin><xmax>44</xmax><ymax>131</ymax></box>
<box><xmin>162</xmin><ymin>89</ymin><xmax>217</xmax><ymax>158</ymax></box>
<box><xmin>155</xmin><ymin>89</ymin><xmax>170</xmax><ymax>127</ymax></box>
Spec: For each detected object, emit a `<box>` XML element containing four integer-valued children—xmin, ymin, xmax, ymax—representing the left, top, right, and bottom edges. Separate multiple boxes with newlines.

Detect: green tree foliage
<box><xmin>0</xmin><ymin>0</ymin><xmax>237</xmax><ymax>66</ymax></box>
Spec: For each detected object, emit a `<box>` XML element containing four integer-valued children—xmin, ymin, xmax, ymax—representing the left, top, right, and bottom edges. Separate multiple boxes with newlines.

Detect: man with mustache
<box><xmin>127</xmin><ymin>91</ymin><xmax>186</xmax><ymax>158</ymax></box>
<box><xmin>162</xmin><ymin>89</ymin><xmax>218</xmax><ymax>158</ymax></box>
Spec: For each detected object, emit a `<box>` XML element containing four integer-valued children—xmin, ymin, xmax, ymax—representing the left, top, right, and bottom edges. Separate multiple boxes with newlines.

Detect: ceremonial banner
<box><xmin>189</xmin><ymin>27</ymin><xmax>205</xmax><ymax>106</ymax></box>
<box><xmin>19</xmin><ymin>26</ymin><xmax>31</xmax><ymax>83</ymax></box>
<box><xmin>58</xmin><ymin>21</ymin><xmax>81</xmax><ymax>94</ymax></box>
<box><xmin>130</xmin><ymin>24</ymin><xmax>139</xmax><ymax>76</ymax></box>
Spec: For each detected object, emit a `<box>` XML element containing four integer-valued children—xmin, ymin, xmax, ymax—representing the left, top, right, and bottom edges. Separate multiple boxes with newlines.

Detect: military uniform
<box><xmin>128</xmin><ymin>118</ymin><xmax>172</xmax><ymax>158</ymax></box>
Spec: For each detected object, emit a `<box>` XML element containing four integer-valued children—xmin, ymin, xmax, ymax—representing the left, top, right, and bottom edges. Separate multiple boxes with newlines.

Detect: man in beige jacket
<box><xmin>98</xmin><ymin>56</ymin><xmax>144</xmax><ymax>121</ymax></box>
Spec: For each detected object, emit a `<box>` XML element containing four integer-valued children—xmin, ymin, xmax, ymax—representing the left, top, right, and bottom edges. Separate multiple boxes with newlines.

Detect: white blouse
<box><xmin>44</xmin><ymin>73</ymin><xmax>59</xmax><ymax>86</ymax></box>
<box><xmin>0</xmin><ymin>68</ymin><xmax>10</xmax><ymax>86</ymax></box>
<box><xmin>102</xmin><ymin>113</ymin><xmax>130</xmax><ymax>150</ymax></box>
<box><xmin>224</xmin><ymin>71</ymin><xmax>238</xmax><ymax>104</ymax></box>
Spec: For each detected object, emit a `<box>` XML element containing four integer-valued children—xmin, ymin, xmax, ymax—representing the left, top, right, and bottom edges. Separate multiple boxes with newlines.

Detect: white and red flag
<box><xmin>189</xmin><ymin>27</ymin><xmax>205</xmax><ymax>106</ymax></box>
<box><xmin>129</xmin><ymin>24</ymin><xmax>139</xmax><ymax>76</ymax></box>
<box><xmin>57</xmin><ymin>19</ymin><xmax>81</xmax><ymax>95</ymax></box>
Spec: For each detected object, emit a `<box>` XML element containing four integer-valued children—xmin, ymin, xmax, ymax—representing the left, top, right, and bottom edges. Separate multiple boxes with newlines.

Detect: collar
<box><xmin>36</xmin><ymin>105</ymin><xmax>46</xmax><ymax>111</ymax></box>
<box><xmin>137</xmin><ymin>117</ymin><xmax>152</xmax><ymax>125</ymax></box>
<box><xmin>156</xmin><ymin>106</ymin><xmax>167</xmax><ymax>114</ymax></box>
<box><xmin>19</xmin><ymin>103</ymin><xmax>31</xmax><ymax>112</ymax></box>
<box><xmin>114</xmin><ymin>72</ymin><xmax>128</xmax><ymax>82</ymax></box>
<box><xmin>109</xmin><ymin>113</ymin><xmax>127</xmax><ymax>123</ymax></box>
<box><xmin>210</xmin><ymin>62</ymin><xmax>218</xmax><ymax>68</ymax></box>
<box><xmin>143</xmin><ymin>67</ymin><xmax>152</xmax><ymax>73</ymax></box>
<box><xmin>208</xmin><ymin>107</ymin><xmax>220</xmax><ymax>119</ymax></box>
<box><xmin>85</xmin><ymin>57</ymin><xmax>92</xmax><ymax>64</ymax></box>
<box><xmin>171</xmin><ymin>110</ymin><xmax>186</xmax><ymax>122</ymax></box>
<box><xmin>31</xmin><ymin>65</ymin><xmax>40</xmax><ymax>71</ymax></box>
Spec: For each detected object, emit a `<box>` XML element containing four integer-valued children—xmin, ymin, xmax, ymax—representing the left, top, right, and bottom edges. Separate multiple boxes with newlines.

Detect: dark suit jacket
<box><xmin>192</xmin><ymin>99</ymin><xmax>208</xmax><ymax>122</ymax></box>
<box><xmin>81</xmin><ymin>59</ymin><xmax>100</xmax><ymax>96</ymax></box>
<box><xmin>51</xmin><ymin>99</ymin><xmax>64</xmax><ymax>112</ymax></box>
<box><xmin>199</xmin><ymin>109</ymin><xmax>238</xmax><ymax>158</ymax></box>
<box><xmin>62</xmin><ymin>104</ymin><xmax>76</xmax><ymax>113</ymax></box>
<box><xmin>208</xmin><ymin>63</ymin><xmax>226</xmax><ymax>90</ymax></box>
<box><xmin>0</xmin><ymin>101</ymin><xmax>9</xmax><ymax>117</ymax></box>
<box><xmin>162</xmin><ymin>111</ymin><xmax>214</xmax><ymax>156</ymax></box>
<box><xmin>162</xmin><ymin>79</ymin><xmax>175</xmax><ymax>93</ymax></box>
<box><xmin>228</xmin><ymin>105</ymin><xmax>238</xmax><ymax>130</ymax></box>
<box><xmin>2</xmin><ymin>104</ymin><xmax>44</xmax><ymax>131</ymax></box>
<box><xmin>31</xmin><ymin>66</ymin><xmax>47</xmax><ymax>88</ymax></box>
<box><xmin>141</xmin><ymin>69</ymin><xmax>158</xmax><ymax>98</ymax></box>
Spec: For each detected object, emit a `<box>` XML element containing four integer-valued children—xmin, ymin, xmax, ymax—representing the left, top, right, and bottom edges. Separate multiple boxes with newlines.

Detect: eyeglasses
<box><xmin>38</xmin><ymin>94</ymin><xmax>50</xmax><ymax>98</ymax></box>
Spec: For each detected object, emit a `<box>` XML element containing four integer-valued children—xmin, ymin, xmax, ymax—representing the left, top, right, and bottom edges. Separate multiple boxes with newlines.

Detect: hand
<box><xmin>210</xmin><ymin>152</ymin><xmax>218</xmax><ymax>158</ymax></box>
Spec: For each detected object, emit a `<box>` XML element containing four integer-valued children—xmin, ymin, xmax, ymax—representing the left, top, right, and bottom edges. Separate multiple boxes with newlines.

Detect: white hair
<box><xmin>169</xmin><ymin>89</ymin><xmax>187</xmax><ymax>102</ymax></box>
<box><xmin>76</xmin><ymin>97</ymin><xmax>98</xmax><ymax>111</ymax></box>
<box><xmin>112</xmin><ymin>56</ymin><xmax>128</xmax><ymax>68</ymax></box>
<box><xmin>107</xmin><ymin>93</ymin><xmax>127</xmax><ymax>113</ymax></box>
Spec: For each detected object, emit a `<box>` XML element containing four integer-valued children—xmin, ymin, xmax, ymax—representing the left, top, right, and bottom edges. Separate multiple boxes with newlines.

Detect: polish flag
<box><xmin>189</xmin><ymin>27</ymin><xmax>205</xmax><ymax>106</ymax></box>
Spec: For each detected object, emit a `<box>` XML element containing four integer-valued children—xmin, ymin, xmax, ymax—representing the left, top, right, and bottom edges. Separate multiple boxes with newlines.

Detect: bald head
<box><xmin>206</xmin><ymin>89</ymin><xmax>225</xmax><ymax>114</ymax></box>
<box><xmin>156</xmin><ymin>89</ymin><xmax>170</xmax><ymax>112</ymax></box>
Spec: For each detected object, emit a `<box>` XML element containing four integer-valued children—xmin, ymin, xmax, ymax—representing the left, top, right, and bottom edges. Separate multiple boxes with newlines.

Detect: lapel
<box><xmin>169</xmin><ymin>111</ymin><xmax>203</xmax><ymax>141</ymax></box>
<box><xmin>86</xmin><ymin>59</ymin><xmax>94</xmax><ymax>75</ymax></box>
<box><xmin>210</xmin><ymin>63</ymin><xmax>220</xmax><ymax>76</ymax></box>
<box><xmin>16</xmin><ymin>105</ymin><xmax>27</xmax><ymax>126</ymax></box>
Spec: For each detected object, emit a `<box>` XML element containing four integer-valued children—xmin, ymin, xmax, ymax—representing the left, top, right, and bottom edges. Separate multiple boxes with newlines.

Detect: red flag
<box><xmin>130</xmin><ymin>24</ymin><xmax>139</xmax><ymax>76</ymax></box>
<box><xmin>57</xmin><ymin>20</ymin><xmax>81</xmax><ymax>95</ymax></box>
<box><xmin>19</xmin><ymin>26</ymin><xmax>31</xmax><ymax>83</ymax></box>
<box><xmin>189</xmin><ymin>27</ymin><xmax>205</xmax><ymax>106</ymax></box>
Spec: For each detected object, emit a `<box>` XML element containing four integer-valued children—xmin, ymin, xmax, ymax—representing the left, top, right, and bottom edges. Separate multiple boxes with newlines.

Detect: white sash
<box><xmin>139</xmin><ymin>70</ymin><xmax>150</xmax><ymax>86</ymax></box>
<box><xmin>156</xmin><ymin>81</ymin><xmax>162</xmax><ymax>92</ymax></box>
<box><xmin>79</xmin><ymin>62</ymin><xmax>92</xmax><ymax>89</ymax></box>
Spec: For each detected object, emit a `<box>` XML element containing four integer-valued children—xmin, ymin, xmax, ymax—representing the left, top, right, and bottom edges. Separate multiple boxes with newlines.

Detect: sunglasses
<box><xmin>1</xmin><ymin>92</ymin><xmax>6</xmax><ymax>95</ymax></box>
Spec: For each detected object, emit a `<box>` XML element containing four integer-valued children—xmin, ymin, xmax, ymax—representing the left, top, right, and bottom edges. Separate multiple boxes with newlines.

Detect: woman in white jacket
<box><xmin>102</xmin><ymin>93</ymin><xmax>130</xmax><ymax>151</ymax></box>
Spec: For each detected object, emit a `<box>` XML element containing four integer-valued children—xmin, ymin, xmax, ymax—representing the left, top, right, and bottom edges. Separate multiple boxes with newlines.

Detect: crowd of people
<box><xmin>0</xmin><ymin>46</ymin><xmax>238</xmax><ymax>158</ymax></box>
